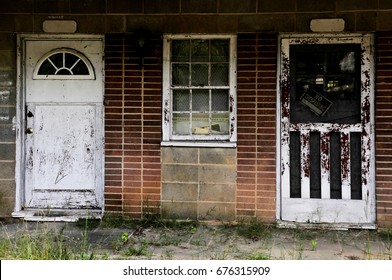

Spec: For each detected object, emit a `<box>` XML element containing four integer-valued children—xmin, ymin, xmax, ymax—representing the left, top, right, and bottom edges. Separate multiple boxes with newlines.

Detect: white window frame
<box><xmin>33</xmin><ymin>48</ymin><xmax>95</xmax><ymax>80</ymax></box>
<box><xmin>162</xmin><ymin>34</ymin><xmax>237</xmax><ymax>147</ymax></box>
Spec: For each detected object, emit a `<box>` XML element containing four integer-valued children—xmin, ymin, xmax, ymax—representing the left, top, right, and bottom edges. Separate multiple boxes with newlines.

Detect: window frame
<box><xmin>33</xmin><ymin>48</ymin><xmax>95</xmax><ymax>80</ymax></box>
<box><xmin>162</xmin><ymin>34</ymin><xmax>237</xmax><ymax>147</ymax></box>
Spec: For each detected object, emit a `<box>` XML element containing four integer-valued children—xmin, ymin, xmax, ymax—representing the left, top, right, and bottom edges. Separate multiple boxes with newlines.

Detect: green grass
<box><xmin>0</xmin><ymin>222</ymin><xmax>99</xmax><ymax>260</ymax></box>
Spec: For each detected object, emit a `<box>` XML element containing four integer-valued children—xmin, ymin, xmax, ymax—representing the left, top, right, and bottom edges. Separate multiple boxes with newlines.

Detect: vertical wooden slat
<box><xmin>320</xmin><ymin>132</ymin><xmax>330</xmax><ymax>199</ymax></box>
<box><xmin>341</xmin><ymin>132</ymin><xmax>351</xmax><ymax>200</ymax></box>
<box><xmin>301</xmin><ymin>131</ymin><xmax>310</xmax><ymax>198</ymax></box>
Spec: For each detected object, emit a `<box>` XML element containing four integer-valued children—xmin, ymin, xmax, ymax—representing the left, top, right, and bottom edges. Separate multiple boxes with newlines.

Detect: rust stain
<box><xmin>321</xmin><ymin>134</ymin><xmax>330</xmax><ymax>171</ymax></box>
<box><xmin>341</xmin><ymin>133</ymin><xmax>350</xmax><ymax>181</ymax></box>
<box><xmin>302</xmin><ymin>133</ymin><xmax>310</xmax><ymax>178</ymax></box>
<box><xmin>280</xmin><ymin>53</ymin><xmax>290</xmax><ymax>119</ymax></box>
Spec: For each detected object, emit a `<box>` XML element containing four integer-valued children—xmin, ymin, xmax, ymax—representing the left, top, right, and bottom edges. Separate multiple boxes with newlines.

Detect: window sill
<box><xmin>161</xmin><ymin>141</ymin><xmax>237</xmax><ymax>148</ymax></box>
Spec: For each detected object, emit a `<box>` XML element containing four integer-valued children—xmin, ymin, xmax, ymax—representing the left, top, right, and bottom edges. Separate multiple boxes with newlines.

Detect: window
<box><xmin>162</xmin><ymin>34</ymin><xmax>237</xmax><ymax>146</ymax></box>
<box><xmin>33</xmin><ymin>48</ymin><xmax>95</xmax><ymax>80</ymax></box>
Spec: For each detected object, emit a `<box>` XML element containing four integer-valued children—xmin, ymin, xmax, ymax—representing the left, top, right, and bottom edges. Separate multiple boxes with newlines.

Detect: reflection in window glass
<box><xmin>290</xmin><ymin>44</ymin><xmax>361</xmax><ymax>124</ymax></box>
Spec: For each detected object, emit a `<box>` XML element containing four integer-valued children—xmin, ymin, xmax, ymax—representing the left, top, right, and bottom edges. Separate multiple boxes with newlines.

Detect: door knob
<box><xmin>25</xmin><ymin>128</ymin><xmax>33</xmax><ymax>134</ymax></box>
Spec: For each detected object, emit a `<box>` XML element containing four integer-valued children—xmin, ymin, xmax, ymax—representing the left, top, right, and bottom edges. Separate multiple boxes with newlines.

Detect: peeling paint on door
<box><xmin>279</xmin><ymin>34</ymin><xmax>375</xmax><ymax>226</ymax></box>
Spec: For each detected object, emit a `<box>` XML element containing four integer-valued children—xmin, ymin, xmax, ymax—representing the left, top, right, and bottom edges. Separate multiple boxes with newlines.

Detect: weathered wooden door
<box><xmin>279</xmin><ymin>34</ymin><xmax>375</xmax><ymax>226</ymax></box>
<box><xmin>22</xmin><ymin>36</ymin><xmax>104</xmax><ymax>211</ymax></box>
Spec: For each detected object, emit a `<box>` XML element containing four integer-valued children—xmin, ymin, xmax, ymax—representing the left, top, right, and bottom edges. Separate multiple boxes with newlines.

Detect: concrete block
<box><xmin>219</xmin><ymin>0</ymin><xmax>256</xmax><ymax>13</ymax></box>
<box><xmin>70</xmin><ymin>0</ymin><xmax>105</xmax><ymax>14</ymax></box>
<box><xmin>0</xmin><ymin>125</ymin><xmax>15</xmax><ymax>142</ymax></box>
<box><xmin>162</xmin><ymin>183</ymin><xmax>198</xmax><ymax>202</ymax></box>
<box><xmin>162</xmin><ymin>147</ymin><xmax>198</xmax><ymax>164</ymax></box>
<box><xmin>239</xmin><ymin>15</ymin><xmax>295</xmax><ymax>32</ymax></box>
<box><xmin>106</xmin><ymin>16</ymin><xmax>125</xmax><ymax>33</ymax></box>
<box><xmin>162</xmin><ymin>164</ymin><xmax>198</xmax><ymax>183</ymax></box>
<box><xmin>161</xmin><ymin>201</ymin><xmax>197</xmax><ymax>220</ymax></box>
<box><xmin>199</xmin><ymin>165</ymin><xmax>236</xmax><ymax>184</ymax></box>
<box><xmin>0</xmin><ymin>51</ymin><xmax>15</xmax><ymax>69</ymax></box>
<box><xmin>107</xmin><ymin>0</ymin><xmax>143</xmax><ymax>13</ymax></box>
<box><xmin>0</xmin><ymin>70</ymin><xmax>15</xmax><ymax>87</ymax></box>
<box><xmin>0</xmin><ymin>196</ymin><xmax>14</xmax><ymax>217</ymax></box>
<box><xmin>199</xmin><ymin>183</ymin><xmax>235</xmax><ymax>202</ymax></box>
<box><xmin>297</xmin><ymin>0</ymin><xmax>335</xmax><ymax>12</ymax></box>
<box><xmin>181</xmin><ymin>0</ymin><xmax>217</xmax><ymax>13</ymax></box>
<box><xmin>355</xmin><ymin>12</ymin><xmax>377</xmax><ymax>31</ymax></box>
<box><xmin>0</xmin><ymin>144</ymin><xmax>15</xmax><ymax>161</ymax></box>
<box><xmin>0</xmin><ymin>180</ymin><xmax>16</xmax><ymax>197</ymax></box>
<box><xmin>337</xmin><ymin>0</ymin><xmax>377</xmax><ymax>11</ymax></box>
<box><xmin>144</xmin><ymin>0</ymin><xmax>180</xmax><ymax>14</ymax></box>
<box><xmin>33</xmin><ymin>0</ymin><xmax>70</xmax><ymax>13</ymax></box>
<box><xmin>0</xmin><ymin>88</ymin><xmax>16</xmax><ymax>105</ymax></box>
<box><xmin>199</xmin><ymin>147</ymin><xmax>236</xmax><ymax>165</ymax></box>
<box><xmin>198</xmin><ymin>202</ymin><xmax>235</xmax><ymax>220</ymax></box>
<box><xmin>0</xmin><ymin>107</ymin><xmax>16</xmax><ymax>124</ymax></box>
<box><xmin>379</xmin><ymin>12</ymin><xmax>392</xmax><ymax>31</ymax></box>
<box><xmin>0</xmin><ymin>162</ymin><xmax>15</xmax><ymax>179</ymax></box>
<box><xmin>0</xmin><ymin>33</ymin><xmax>15</xmax><ymax>50</ymax></box>
<box><xmin>258</xmin><ymin>0</ymin><xmax>296</xmax><ymax>12</ymax></box>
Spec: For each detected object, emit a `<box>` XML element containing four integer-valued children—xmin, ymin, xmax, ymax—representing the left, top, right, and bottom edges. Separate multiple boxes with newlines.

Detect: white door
<box><xmin>22</xmin><ymin>36</ymin><xmax>104</xmax><ymax>211</ymax></box>
<box><xmin>279</xmin><ymin>34</ymin><xmax>375</xmax><ymax>226</ymax></box>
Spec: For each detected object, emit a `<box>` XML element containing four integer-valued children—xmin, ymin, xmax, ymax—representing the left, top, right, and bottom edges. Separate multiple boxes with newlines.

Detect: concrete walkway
<box><xmin>1</xmin><ymin>220</ymin><xmax>391</xmax><ymax>260</ymax></box>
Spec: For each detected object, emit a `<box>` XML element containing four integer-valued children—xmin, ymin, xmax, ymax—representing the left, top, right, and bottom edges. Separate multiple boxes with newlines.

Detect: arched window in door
<box><xmin>33</xmin><ymin>48</ymin><xmax>95</xmax><ymax>80</ymax></box>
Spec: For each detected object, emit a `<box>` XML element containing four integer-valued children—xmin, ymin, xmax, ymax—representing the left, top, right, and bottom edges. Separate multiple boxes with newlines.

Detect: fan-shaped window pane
<box><xmin>34</xmin><ymin>49</ymin><xmax>94</xmax><ymax>80</ymax></box>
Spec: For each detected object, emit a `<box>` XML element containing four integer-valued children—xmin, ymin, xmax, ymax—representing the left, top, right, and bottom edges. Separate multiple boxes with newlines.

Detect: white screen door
<box><xmin>279</xmin><ymin>34</ymin><xmax>375</xmax><ymax>226</ymax></box>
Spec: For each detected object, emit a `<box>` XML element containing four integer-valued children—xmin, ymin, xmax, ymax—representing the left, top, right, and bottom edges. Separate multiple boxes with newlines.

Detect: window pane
<box><xmin>191</xmin><ymin>64</ymin><xmax>208</xmax><ymax>86</ymax></box>
<box><xmin>49</xmin><ymin>53</ymin><xmax>64</xmax><ymax>69</ymax></box>
<box><xmin>192</xmin><ymin>113</ymin><xmax>209</xmax><ymax>135</ymax></box>
<box><xmin>211</xmin><ymin>112</ymin><xmax>229</xmax><ymax>134</ymax></box>
<box><xmin>191</xmin><ymin>40</ymin><xmax>209</xmax><ymax>62</ymax></box>
<box><xmin>211</xmin><ymin>40</ymin><xmax>229</xmax><ymax>62</ymax></box>
<box><xmin>172</xmin><ymin>63</ymin><xmax>189</xmax><ymax>86</ymax></box>
<box><xmin>173</xmin><ymin>113</ymin><xmax>190</xmax><ymax>135</ymax></box>
<box><xmin>192</xmin><ymin>90</ymin><xmax>209</xmax><ymax>111</ymax></box>
<box><xmin>211</xmin><ymin>63</ymin><xmax>228</xmax><ymax>86</ymax></box>
<box><xmin>212</xmin><ymin>89</ymin><xmax>229</xmax><ymax>111</ymax></box>
<box><xmin>38</xmin><ymin>60</ymin><xmax>57</xmax><ymax>75</ymax></box>
<box><xmin>172</xmin><ymin>40</ymin><xmax>189</xmax><ymax>62</ymax></box>
<box><xmin>173</xmin><ymin>90</ymin><xmax>190</xmax><ymax>111</ymax></box>
<box><xmin>72</xmin><ymin>60</ymin><xmax>89</xmax><ymax>75</ymax></box>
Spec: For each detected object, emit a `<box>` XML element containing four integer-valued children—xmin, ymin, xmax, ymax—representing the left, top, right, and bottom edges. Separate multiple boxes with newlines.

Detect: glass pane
<box><xmin>290</xmin><ymin>44</ymin><xmax>361</xmax><ymax>124</ymax></box>
<box><xmin>173</xmin><ymin>90</ymin><xmax>190</xmax><ymax>111</ymax></box>
<box><xmin>65</xmin><ymin>53</ymin><xmax>79</xmax><ymax>69</ymax></box>
<box><xmin>212</xmin><ymin>89</ymin><xmax>229</xmax><ymax>111</ymax></box>
<box><xmin>172</xmin><ymin>63</ymin><xmax>189</xmax><ymax>86</ymax></box>
<box><xmin>49</xmin><ymin>53</ymin><xmax>64</xmax><ymax>68</ymax></box>
<box><xmin>211</xmin><ymin>63</ymin><xmax>228</xmax><ymax>86</ymax></box>
<box><xmin>192</xmin><ymin>90</ymin><xmax>209</xmax><ymax>111</ymax></box>
<box><xmin>172</xmin><ymin>40</ymin><xmax>190</xmax><ymax>62</ymax></box>
<box><xmin>192</xmin><ymin>113</ymin><xmax>209</xmax><ymax>135</ymax></box>
<box><xmin>328</xmin><ymin>51</ymin><xmax>356</xmax><ymax>74</ymax></box>
<box><xmin>211</xmin><ymin>40</ymin><xmax>229</xmax><ymax>62</ymax></box>
<box><xmin>211</xmin><ymin>112</ymin><xmax>229</xmax><ymax>134</ymax></box>
<box><xmin>191</xmin><ymin>40</ymin><xmax>209</xmax><ymax>62</ymax></box>
<box><xmin>57</xmin><ymin>68</ymin><xmax>72</xmax><ymax>75</ymax></box>
<box><xmin>173</xmin><ymin>113</ymin><xmax>190</xmax><ymax>135</ymax></box>
<box><xmin>38</xmin><ymin>60</ymin><xmax>57</xmax><ymax>75</ymax></box>
<box><xmin>72</xmin><ymin>60</ymin><xmax>89</xmax><ymax>75</ymax></box>
<box><xmin>191</xmin><ymin>64</ymin><xmax>208</xmax><ymax>86</ymax></box>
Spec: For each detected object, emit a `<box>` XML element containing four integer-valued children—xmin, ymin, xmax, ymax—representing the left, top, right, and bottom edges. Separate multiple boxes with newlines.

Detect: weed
<box><xmin>311</xmin><ymin>239</ymin><xmax>317</xmax><ymax>251</ymax></box>
<box><xmin>236</xmin><ymin>218</ymin><xmax>272</xmax><ymax>240</ymax></box>
<box><xmin>123</xmin><ymin>238</ymin><xmax>150</xmax><ymax>257</ymax></box>
<box><xmin>247</xmin><ymin>251</ymin><xmax>271</xmax><ymax>260</ymax></box>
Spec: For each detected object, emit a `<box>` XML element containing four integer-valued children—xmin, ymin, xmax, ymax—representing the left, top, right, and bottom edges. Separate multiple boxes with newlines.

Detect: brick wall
<box><xmin>236</xmin><ymin>34</ymin><xmax>277</xmax><ymax>222</ymax></box>
<box><xmin>376</xmin><ymin>31</ymin><xmax>392</xmax><ymax>227</ymax></box>
<box><xmin>104</xmin><ymin>33</ymin><xmax>162</xmax><ymax>218</ymax></box>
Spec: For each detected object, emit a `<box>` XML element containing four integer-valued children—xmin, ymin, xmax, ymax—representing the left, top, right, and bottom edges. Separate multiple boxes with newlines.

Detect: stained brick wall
<box><xmin>376</xmin><ymin>31</ymin><xmax>392</xmax><ymax>227</ymax></box>
<box><xmin>236</xmin><ymin>34</ymin><xmax>277</xmax><ymax>222</ymax></box>
<box><xmin>104</xmin><ymin>34</ymin><xmax>162</xmax><ymax>218</ymax></box>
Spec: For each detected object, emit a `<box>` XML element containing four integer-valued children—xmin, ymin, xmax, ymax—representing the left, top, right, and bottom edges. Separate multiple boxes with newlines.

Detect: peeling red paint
<box><xmin>302</xmin><ymin>133</ymin><xmax>310</xmax><ymax>178</ymax></box>
<box><xmin>341</xmin><ymin>133</ymin><xmax>350</xmax><ymax>181</ymax></box>
<box><xmin>321</xmin><ymin>134</ymin><xmax>330</xmax><ymax>171</ymax></box>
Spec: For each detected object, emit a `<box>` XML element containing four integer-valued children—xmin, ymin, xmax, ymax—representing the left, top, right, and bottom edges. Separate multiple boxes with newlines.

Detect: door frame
<box><xmin>276</xmin><ymin>33</ymin><xmax>376</xmax><ymax>229</ymax></box>
<box><xmin>13</xmin><ymin>34</ymin><xmax>105</xmax><ymax>220</ymax></box>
